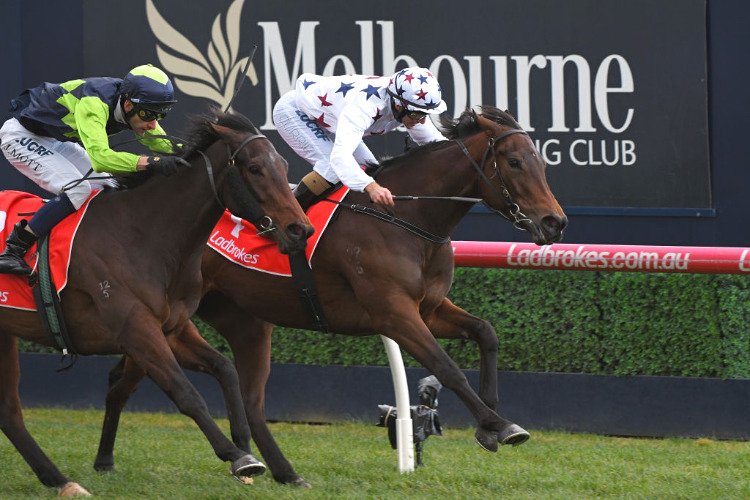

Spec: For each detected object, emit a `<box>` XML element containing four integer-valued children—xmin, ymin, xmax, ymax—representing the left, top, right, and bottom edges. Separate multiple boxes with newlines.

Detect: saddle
<box><xmin>0</xmin><ymin>190</ymin><xmax>97</xmax><ymax>367</ymax></box>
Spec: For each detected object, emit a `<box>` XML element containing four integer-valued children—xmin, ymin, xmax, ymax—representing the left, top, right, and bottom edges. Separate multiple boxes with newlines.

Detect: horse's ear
<box><xmin>504</xmin><ymin>109</ymin><xmax>519</xmax><ymax>121</ymax></box>
<box><xmin>210</xmin><ymin>123</ymin><xmax>228</xmax><ymax>135</ymax></box>
<box><xmin>210</xmin><ymin>123</ymin><xmax>241</xmax><ymax>142</ymax></box>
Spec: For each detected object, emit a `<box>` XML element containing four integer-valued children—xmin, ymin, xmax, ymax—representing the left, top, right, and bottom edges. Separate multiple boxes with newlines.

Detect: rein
<box><xmin>63</xmin><ymin>133</ymin><xmax>186</xmax><ymax>192</ymax></box>
<box><xmin>454</xmin><ymin>129</ymin><xmax>534</xmax><ymax>230</ymax></box>
<box><xmin>322</xmin><ymin>198</ymin><xmax>449</xmax><ymax>244</ymax></box>
<box><xmin>106</xmin><ymin>130</ymin><xmax>275</xmax><ymax>233</ymax></box>
<box><xmin>198</xmin><ymin>133</ymin><xmax>275</xmax><ymax>235</ymax></box>
<box><xmin>325</xmin><ymin>127</ymin><xmax>534</xmax><ymax>243</ymax></box>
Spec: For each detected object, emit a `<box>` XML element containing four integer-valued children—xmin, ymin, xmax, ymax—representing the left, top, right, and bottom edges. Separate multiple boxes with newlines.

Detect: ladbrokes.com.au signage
<box><xmin>84</xmin><ymin>0</ymin><xmax>709</xmax><ymax>212</ymax></box>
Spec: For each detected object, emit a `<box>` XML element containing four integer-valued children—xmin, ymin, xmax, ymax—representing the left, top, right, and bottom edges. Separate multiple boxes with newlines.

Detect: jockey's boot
<box><xmin>293</xmin><ymin>182</ymin><xmax>317</xmax><ymax>212</ymax></box>
<box><xmin>0</xmin><ymin>221</ymin><xmax>37</xmax><ymax>275</ymax></box>
<box><xmin>293</xmin><ymin>171</ymin><xmax>336</xmax><ymax>212</ymax></box>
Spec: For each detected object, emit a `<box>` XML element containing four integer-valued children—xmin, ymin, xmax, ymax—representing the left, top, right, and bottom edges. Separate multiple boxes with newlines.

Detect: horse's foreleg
<box><xmin>118</xmin><ymin>309</ymin><xmax>265</xmax><ymax>481</ymax></box>
<box><xmin>425</xmin><ymin>298</ymin><xmax>510</xmax><ymax>451</ymax></box>
<box><xmin>426</xmin><ymin>298</ymin><xmax>500</xmax><ymax>411</ymax></box>
<box><xmin>166</xmin><ymin>321</ymin><xmax>252</xmax><ymax>454</ymax></box>
<box><xmin>94</xmin><ymin>355</ymin><xmax>146</xmax><ymax>472</ymax></box>
<box><xmin>198</xmin><ymin>298</ymin><xmax>309</xmax><ymax>487</ymax></box>
<box><xmin>0</xmin><ymin>333</ymin><xmax>89</xmax><ymax>495</ymax></box>
<box><xmin>376</xmin><ymin>304</ymin><xmax>529</xmax><ymax>450</ymax></box>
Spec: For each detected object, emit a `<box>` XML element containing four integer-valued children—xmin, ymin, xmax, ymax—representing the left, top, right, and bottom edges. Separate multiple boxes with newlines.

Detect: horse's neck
<box><xmin>387</xmin><ymin>137</ymin><xmax>483</xmax><ymax>237</ymax></box>
<box><xmin>105</xmin><ymin>162</ymin><xmax>224</xmax><ymax>259</ymax></box>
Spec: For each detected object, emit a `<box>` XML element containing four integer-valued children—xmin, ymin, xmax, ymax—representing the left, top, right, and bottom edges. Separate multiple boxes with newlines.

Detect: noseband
<box><xmin>455</xmin><ymin>129</ymin><xmax>533</xmax><ymax>230</ymax></box>
<box><xmin>198</xmin><ymin>133</ymin><xmax>276</xmax><ymax>235</ymax></box>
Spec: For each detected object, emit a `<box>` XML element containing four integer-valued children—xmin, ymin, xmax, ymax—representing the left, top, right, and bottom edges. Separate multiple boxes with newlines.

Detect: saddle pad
<box><xmin>208</xmin><ymin>186</ymin><xmax>349</xmax><ymax>276</ymax></box>
<box><xmin>0</xmin><ymin>190</ymin><xmax>97</xmax><ymax>311</ymax></box>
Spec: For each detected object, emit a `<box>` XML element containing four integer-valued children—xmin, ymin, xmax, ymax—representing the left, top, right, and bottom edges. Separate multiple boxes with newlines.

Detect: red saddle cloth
<box><xmin>0</xmin><ymin>190</ymin><xmax>97</xmax><ymax>311</ymax></box>
<box><xmin>207</xmin><ymin>186</ymin><xmax>349</xmax><ymax>276</ymax></box>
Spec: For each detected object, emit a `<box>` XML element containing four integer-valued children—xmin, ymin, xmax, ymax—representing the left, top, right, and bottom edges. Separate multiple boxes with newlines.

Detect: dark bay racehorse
<box><xmin>95</xmin><ymin>106</ymin><xmax>567</xmax><ymax>487</ymax></box>
<box><xmin>0</xmin><ymin>109</ymin><xmax>313</xmax><ymax>496</ymax></box>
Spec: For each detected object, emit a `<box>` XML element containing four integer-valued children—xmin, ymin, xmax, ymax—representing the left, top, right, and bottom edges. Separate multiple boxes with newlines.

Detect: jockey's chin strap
<box><xmin>198</xmin><ymin>133</ymin><xmax>275</xmax><ymax>235</ymax></box>
<box><xmin>454</xmin><ymin>129</ymin><xmax>534</xmax><ymax>230</ymax></box>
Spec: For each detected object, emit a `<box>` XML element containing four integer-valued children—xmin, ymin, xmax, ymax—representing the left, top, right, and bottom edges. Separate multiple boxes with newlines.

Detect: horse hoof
<box><xmin>499</xmin><ymin>423</ymin><xmax>530</xmax><ymax>446</ymax></box>
<box><xmin>58</xmin><ymin>482</ymin><xmax>91</xmax><ymax>497</ymax></box>
<box><xmin>93</xmin><ymin>462</ymin><xmax>115</xmax><ymax>473</ymax></box>
<box><xmin>289</xmin><ymin>477</ymin><xmax>312</xmax><ymax>488</ymax></box>
<box><xmin>231</xmin><ymin>454</ymin><xmax>267</xmax><ymax>483</ymax></box>
<box><xmin>474</xmin><ymin>428</ymin><xmax>499</xmax><ymax>452</ymax></box>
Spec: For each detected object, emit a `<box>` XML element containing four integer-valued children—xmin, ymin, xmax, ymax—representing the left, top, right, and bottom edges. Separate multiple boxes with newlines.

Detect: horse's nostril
<box><xmin>542</xmin><ymin>215</ymin><xmax>566</xmax><ymax>235</ymax></box>
<box><xmin>286</xmin><ymin>223</ymin><xmax>315</xmax><ymax>241</ymax></box>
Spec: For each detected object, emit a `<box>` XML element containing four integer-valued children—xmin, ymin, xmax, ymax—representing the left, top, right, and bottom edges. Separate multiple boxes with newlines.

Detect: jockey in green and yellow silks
<box><xmin>0</xmin><ymin>64</ymin><xmax>189</xmax><ymax>275</ymax></box>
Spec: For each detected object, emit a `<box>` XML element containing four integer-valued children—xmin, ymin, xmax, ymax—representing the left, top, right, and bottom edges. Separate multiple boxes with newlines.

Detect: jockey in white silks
<box><xmin>272</xmin><ymin>67</ymin><xmax>448</xmax><ymax>211</ymax></box>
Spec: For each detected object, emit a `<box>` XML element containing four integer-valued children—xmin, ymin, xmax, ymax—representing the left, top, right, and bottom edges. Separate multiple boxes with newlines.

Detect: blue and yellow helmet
<box><xmin>121</xmin><ymin>64</ymin><xmax>176</xmax><ymax>114</ymax></box>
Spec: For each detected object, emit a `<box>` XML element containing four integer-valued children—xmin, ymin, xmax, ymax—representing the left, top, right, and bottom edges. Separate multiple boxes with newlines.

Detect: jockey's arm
<box><xmin>75</xmin><ymin>97</ymin><xmax>141</xmax><ymax>173</ymax></box>
<box><xmin>329</xmin><ymin>107</ymin><xmax>378</xmax><ymax>192</ymax></box>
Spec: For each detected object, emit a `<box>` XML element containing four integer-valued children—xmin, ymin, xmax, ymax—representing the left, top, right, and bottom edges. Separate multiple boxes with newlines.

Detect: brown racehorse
<box><xmin>0</xmin><ymin>109</ymin><xmax>313</xmax><ymax>496</ymax></box>
<box><xmin>94</xmin><ymin>106</ymin><xmax>567</xmax><ymax>487</ymax></box>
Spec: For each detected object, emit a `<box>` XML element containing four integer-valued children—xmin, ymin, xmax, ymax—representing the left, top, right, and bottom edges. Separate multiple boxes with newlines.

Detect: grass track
<box><xmin>2</xmin><ymin>408</ymin><xmax>749</xmax><ymax>499</ymax></box>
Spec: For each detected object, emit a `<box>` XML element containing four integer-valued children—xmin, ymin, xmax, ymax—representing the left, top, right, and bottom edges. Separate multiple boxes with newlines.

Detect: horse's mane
<box><xmin>439</xmin><ymin>105</ymin><xmax>521</xmax><ymax>140</ymax></box>
<box><xmin>181</xmin><ymin>107</ymin><xmax>260</xmax><ymax>159</ymax></box>
<box><xmin>369</xmin><ymin>105</ymin><xmax>520</xmax><ymax>174</ymax></box>
<box><xmin>109</xmin><ymin>107</ymin><xmax>259</xmax><ymax>190</ymax></box>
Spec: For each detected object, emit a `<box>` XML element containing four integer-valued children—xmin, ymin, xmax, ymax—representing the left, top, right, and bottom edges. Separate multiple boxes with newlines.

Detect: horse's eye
<box><xmin>508</xmin><ymin>158</ymin><xmax>521</xmax><ymax>169</ymax></box>
<box><xmin>247</xmin><ymin>165</ymin><xmax>261</xmax><ymax>175</ymax></box>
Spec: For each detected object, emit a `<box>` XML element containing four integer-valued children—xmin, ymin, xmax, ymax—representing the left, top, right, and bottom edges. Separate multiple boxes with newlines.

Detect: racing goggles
<box><xmin>405</xmin><ymin>110</ymin><xmax>427</xmax><ymax>120</ymax></box>
<box><xmin>135</xmin><ymin>105</ymin><xmax>171</xmax><ymax>122</ymax></box>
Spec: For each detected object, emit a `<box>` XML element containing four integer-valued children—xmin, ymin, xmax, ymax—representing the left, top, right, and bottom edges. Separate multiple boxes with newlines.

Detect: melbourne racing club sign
<box><xmin>84</xmin><ymin>0</ymin><xmax>709</xmax><ymax>213</ymax></box>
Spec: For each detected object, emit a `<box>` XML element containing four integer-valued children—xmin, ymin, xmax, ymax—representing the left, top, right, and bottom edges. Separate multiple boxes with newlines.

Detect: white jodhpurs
<box><xmin>272</xmin><ymin>91</ymin><xmax>377</xmax><ymax>189</ymax></box>
<box><xmin>0</xmin><ymin>118</ymin><xmax>115</xmax><ymax>208</ymax></box>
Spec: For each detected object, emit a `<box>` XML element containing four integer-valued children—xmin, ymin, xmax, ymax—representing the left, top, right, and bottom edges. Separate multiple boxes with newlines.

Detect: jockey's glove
<box><xmin>146</xmin><ymin>155</ymin><xmax>190</xmax><ymax>176</ymax></box>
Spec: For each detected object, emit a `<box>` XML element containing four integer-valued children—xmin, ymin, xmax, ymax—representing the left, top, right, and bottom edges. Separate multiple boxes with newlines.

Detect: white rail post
<box><xmin>380</xmin><ymin>335</ymin><xmax>414</xmax><ymax>473</ymax></box>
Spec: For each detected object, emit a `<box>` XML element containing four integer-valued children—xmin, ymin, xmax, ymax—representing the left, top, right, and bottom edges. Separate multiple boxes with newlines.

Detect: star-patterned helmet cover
<box><xmin>387</xmin><ymin>67</ymin><xmax>447</xmax><ymax>114</ymax></box>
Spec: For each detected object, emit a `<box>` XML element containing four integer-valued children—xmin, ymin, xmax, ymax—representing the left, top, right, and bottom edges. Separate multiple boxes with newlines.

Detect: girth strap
<box><xmin>30</xmin><ymin>234</ymin><xmax>78</xmax><ymax>371</ymax></box>
<box><xmin>288</xmin><ymin>251</ymin><xmax>330</xmax><ymax>333</ymax></box>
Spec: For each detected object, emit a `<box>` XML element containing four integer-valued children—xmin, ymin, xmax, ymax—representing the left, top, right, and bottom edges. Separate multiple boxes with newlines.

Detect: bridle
<box><xmin>454</xmin><ymin>128</ymin><xmax>533</xmax><ymax>230</ymax></box>
<box><xmin>328</xmin><ymin>127</ymin><xmax>536</xmax><ymax>244</ymax></box>
<box><xmin>198</xmin><ymin>133</ymin><xmax>276</xmax><ymax>235</ymax></box>
<box><xmin>95</xmin><ymin>126</ymin><xmax>277</xmax><ymax>235</ymax></box>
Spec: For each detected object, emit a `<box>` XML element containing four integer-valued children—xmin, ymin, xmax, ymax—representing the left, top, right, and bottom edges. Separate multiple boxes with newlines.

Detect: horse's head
<box><xmin>188</xmin><ymin>110</ymin><xmax>314</xmax><ymax>254</ymax></box>
<box><xmin>452</xmin><ymin>106</ymin><xmax>567</xmax><ymax>245</ymax></box>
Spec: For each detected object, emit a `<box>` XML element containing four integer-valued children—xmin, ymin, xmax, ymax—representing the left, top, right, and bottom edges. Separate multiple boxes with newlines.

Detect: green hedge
<box><xmin>200</xmin><ymin>269</ymin><xmax>750</xmax><ymax>379</ymax></box>
<box><xmin>19</xmin><ymin>269</ymin><xmax>750</xmax><ymax>379</ymax></box>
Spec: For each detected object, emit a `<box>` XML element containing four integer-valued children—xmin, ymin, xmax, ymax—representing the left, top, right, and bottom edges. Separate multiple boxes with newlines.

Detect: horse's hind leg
<box><xmin>94</xmin><ymin>355</ymin><xmax>146</xmax><ymax>472</ymax></box>
<box><xmin>197</xmin><ymin>296</ymin><xmax>309</xmax><ymax>487</ymax></box>
<box><xmin>0</xmin><ymin>333</ymin><xmax>90</xmax><ymax>495</ymax></box>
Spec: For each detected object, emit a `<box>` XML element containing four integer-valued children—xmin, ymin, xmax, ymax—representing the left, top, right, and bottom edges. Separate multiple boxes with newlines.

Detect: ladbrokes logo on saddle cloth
<box><xmin>0</xmin><ymin>191</ymin><xmax>97</xmax><ymax>311</ymax></box>
<box><xmin>208</xmin><ymin>186</ymin><xmax>349</xmax><ymax>276</ymax></box>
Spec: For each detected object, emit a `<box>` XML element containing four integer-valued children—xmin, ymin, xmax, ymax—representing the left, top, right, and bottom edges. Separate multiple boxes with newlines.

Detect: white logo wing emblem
<box><xmin>146</xmin><ymin>0</ymin><xmax>257</xmax><ymax>110</ymax></box>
